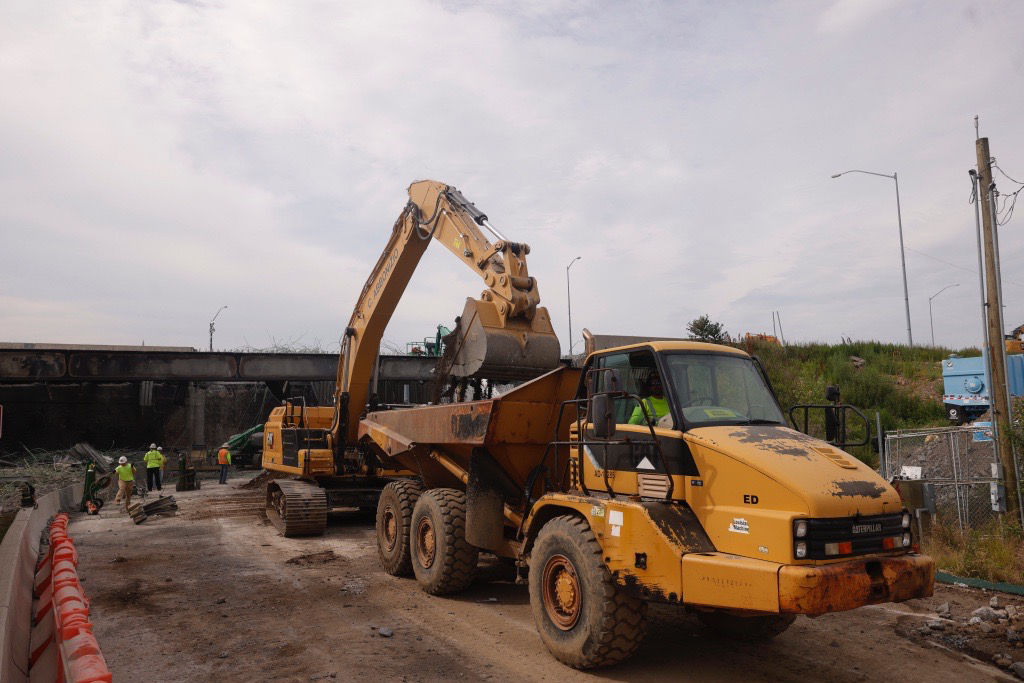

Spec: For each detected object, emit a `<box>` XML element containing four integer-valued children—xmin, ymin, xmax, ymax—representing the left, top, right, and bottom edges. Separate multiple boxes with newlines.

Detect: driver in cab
<box><xmin>628</xmin><ymin>371</ymin><xmax>670</xmax><ymax>425</ymax></box>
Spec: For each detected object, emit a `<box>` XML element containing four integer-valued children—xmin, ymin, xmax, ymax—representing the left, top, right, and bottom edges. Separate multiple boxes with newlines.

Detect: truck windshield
<box><xmin>662</xmin><ymin>352</ymin><xmax>785</xmax><ymax>427</ymax></box>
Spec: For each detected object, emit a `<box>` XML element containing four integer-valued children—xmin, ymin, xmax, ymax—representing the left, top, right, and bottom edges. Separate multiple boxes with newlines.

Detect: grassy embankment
<box><xmin>750</xmin><ymin>339</ymin><xmax>965</xmax><ymax>465</ymax></box>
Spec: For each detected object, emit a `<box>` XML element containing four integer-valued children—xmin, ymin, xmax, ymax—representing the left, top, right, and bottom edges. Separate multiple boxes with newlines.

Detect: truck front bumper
<box><xmin>778</xmin><ymin>553</ymin><xmax>934</xmax><ymax>615</ymax></box>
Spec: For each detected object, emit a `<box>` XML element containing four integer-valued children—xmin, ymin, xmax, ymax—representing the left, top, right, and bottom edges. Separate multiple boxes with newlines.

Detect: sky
<box><xmin>2</xmin><ymin>0</ymin><xmax>1024</xmax><ymax>354</ymax></box>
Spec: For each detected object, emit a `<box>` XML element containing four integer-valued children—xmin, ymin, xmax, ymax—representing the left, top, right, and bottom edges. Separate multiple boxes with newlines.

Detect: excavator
<box><xmin>259</xmin><ymin>180</ymin><xmax>561</xmax><ymax>535</ymax></box>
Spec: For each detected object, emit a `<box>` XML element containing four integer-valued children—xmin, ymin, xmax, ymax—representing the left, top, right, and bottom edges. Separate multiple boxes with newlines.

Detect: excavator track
<box><xmin>266</xmin><ymin>480</ymin><xmax>328</xmax><ymax>537</ymax></box>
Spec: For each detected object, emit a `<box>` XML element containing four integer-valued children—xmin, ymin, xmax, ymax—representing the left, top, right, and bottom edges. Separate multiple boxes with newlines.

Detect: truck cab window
<box><xmin>593</xmin><ymin>350</ymin><xmax>672</xmax><ymax>428</ymax></box>
<box><xmin>663</xmin><ymin>352</ymin><xmax>784</xmax><ymax>427</ymax></box>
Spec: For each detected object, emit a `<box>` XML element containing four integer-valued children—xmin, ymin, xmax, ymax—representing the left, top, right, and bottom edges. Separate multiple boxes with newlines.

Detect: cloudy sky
<box><xmin>2</xmin><ymin>0</ymin><xmax>1024</xmax><ymax>354</ymax></box>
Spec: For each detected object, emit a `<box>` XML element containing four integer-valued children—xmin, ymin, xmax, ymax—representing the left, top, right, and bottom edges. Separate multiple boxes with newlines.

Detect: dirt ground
<box><xmin>68</xmin><ymin>474</ymin><xmax>1019</xmax><ymax>682</ymax></box>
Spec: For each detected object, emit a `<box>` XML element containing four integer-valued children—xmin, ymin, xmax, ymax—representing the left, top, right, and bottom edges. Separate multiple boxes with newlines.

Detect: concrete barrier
<box><xmin>0</xmin><ymin>484</ymin><xmax>82</xmax><ymax>683</ymax></box>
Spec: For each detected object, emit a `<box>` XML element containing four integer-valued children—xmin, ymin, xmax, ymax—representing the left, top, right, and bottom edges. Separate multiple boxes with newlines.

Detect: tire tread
<box><xmin>529</xmin><ymin>515</ymin><xmax>647</xmax><ymax>668</ymax></box>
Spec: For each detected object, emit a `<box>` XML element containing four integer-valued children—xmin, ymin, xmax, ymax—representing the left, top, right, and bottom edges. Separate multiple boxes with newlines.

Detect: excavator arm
<box><xmin>333</xmin><ymin>180</ymin><xmax>561</xmax><ymax>447</ymax></box>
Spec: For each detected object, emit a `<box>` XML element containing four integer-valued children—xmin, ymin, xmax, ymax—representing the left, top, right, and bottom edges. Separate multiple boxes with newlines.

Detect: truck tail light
<box><xmin>824</xmin><ymin>541</ymin><xmax>854</xmax><ymax>556</ymax></box>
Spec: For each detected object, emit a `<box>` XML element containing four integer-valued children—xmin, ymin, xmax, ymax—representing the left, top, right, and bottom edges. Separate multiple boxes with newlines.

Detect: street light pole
<box><xmin>832</xmin><ymin>169</ymin><xmax>913</xmax><ymax>345</ymax></box>
<box><xmin>928</xmin><ymin>284</ymin><xmax>959</xmax><ymax>346</ymax></box>
<box><xmin>566</xmin><ymin>256</ymin><xmax>581</xmax><ymax>355</ymax></box>
<box><xmin>209</xmin><ymin>305</ymin><xmax>228</xmax><ymax>352</ymax></box>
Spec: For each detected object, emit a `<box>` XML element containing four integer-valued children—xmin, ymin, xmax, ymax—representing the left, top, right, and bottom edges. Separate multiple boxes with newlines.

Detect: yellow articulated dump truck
<box><xmin>360</xmin><ymin>340</ymin><xmax>934</xmax><ymax>668</ymax></box>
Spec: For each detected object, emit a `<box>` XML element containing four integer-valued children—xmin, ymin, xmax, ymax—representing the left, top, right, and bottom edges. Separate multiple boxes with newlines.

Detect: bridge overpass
<box><xmin>0</xmin><ymin>344</ymin><xmax>438</xmax><ymax>453</ymax></box>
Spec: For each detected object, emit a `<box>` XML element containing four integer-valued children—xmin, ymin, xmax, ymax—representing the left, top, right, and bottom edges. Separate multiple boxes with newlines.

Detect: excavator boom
<box><xmin>334</xmin><ymin>180</ymin><xmax>561</xmax><ymax>445</ymax></box>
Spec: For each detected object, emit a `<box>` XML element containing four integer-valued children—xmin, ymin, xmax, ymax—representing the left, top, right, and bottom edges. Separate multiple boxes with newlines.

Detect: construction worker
<box><xmin>217</xmin><ymin>444</ymin><xmax>232</xmax><ymax>485</ymax></box>
<box><xmin>113</xmin><ymin>456</ymin><xmax>137</xmax><ymax>511</ymax></box>
<box><xmin>143</xmin><ymin>443</ymin><xmax>166</xmax><ymax>493</ymax></box>
<box><xmin>628</xmin><ymin>371</ymin><xmax>670</xmax><ymax>425</ymax></box>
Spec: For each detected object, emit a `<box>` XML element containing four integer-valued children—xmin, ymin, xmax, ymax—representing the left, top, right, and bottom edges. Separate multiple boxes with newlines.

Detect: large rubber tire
<box><xmin>528</xmin><ymin>515</ymin><xmax>647</xmax><ymax>669</ymax></box>
<box><xmin>697</xmin><ymin>610</ymin><xmax>795</xmax><ymax>641</ymax></box>
<box><xmin>409</xmin><ymin>488</ymin><xmax>478</xmax><ymax>595</ymax></box>
<box><xmin>376</xmin><ymin>480</ymin><xmax>423</xmax><ymax>576</ymax></box>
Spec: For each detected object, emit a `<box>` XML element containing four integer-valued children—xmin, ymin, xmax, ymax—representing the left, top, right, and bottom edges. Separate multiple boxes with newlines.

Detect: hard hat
<box><xmin>149</xmin><ymin>443</ymin><xmax>157</xmax><ymax>449</ymax></box>
<box><xmin>119</xmin><ymin>456</ymin><xmax>128</xmax><ymax>464</ymax></box>
<box><xmin>157</xmin><ymin>446</ymin><xmax>163</xmax><ymax>451</ymax></box>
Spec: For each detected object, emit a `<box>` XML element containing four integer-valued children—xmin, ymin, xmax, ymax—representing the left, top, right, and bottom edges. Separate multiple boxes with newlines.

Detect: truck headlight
<box><xmin>902</xmin><ymin>512</ymin><xmax>911</xmax><ymax>529</ymax></box>
<box><xmin>795</xmin><ymin>541</ymin><xmax>807</xmax><ymax>559</ymax></box>
<box><xmin>902</xmin><ymin>533</ymin><xmax>911</xmax><ymax>547</ymax></box>
<box><xmin>794</xmin><ymin>520</ymin><xmax>808</xmax><ymax>538</ymax></box>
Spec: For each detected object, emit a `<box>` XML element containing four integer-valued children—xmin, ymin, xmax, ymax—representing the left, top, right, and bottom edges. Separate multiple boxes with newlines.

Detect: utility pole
<box><xmin>976</xmin><ymin>136</ymin><xmax>1020</xmax><ymax>520</ymax></box>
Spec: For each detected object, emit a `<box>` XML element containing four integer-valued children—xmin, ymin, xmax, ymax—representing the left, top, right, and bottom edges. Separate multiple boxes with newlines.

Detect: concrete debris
<box><xmin>127</xmin><ymin>502</ymin><xmax>148</xmax><ymax>524</ymax></box>
<box><xmin>69</xmin><ymin>443</ymin><xmax>113</xmax><ymax>473</ymax></box>
<box><xmin>973</xmin><ymin>606</ymin><xmax>1002</xmax><ymax>622</ymax></box>
<box><xmin>926</xmin><ymin>620</ymin><xmax>947</xmax><ymax>631</ymax></box>
<box><xmin>127</xmin><ymin>496</ymin><xmax>179</xmax><ymax>524</ymax></box>
<box><xmin>994</xmin><ymin>654</ymin><xmax>1013</xmax><ymax>669</ymax></box>
<box><xmin>937</xmin><ymin>602</ymin><xmax>951</xmax><ymax>617</ymax></box>
<box><xmin>849</xmin><ymin>355</ymin><xmax>866</xmax><ymax>369</ymax></box>
<box><xmin>1010</xmin><ymin>605</ymin><xmax>1019</xmax><ymax>619</ymax></box>
<box><xmin>378</xmin><ymin>627</ymin><xmax>394</xmax><ymax>638</ymax></box>
<box><xmin>992</xmin><ymin>596</ymin><xmax>1002</xmax><ymax>609</ymax></box>
<box><xmin>980</xmin><ymin>622</ymin><xmax>995</xmax><ymax>634</ymax></box>
<box><xmin>968</xmin><ymin>616</ymin><xmax>982</xmax><ymax>626</ymax></box>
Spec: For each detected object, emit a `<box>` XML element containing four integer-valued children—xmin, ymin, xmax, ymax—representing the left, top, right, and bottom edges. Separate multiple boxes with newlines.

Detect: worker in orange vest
<box><xmin>217</xmin><ymin>445</ymin><xmax>232</xmax><ymax>485</ymax></box>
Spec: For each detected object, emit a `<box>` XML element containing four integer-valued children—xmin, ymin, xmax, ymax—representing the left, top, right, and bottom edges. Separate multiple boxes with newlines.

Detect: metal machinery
<box><xmin>941</xmin><ymin>351</ymin><xmax>1024</xmax><ymax>424</ymax></box>
<box><xmin>219</xmin><ymin>424</ymin><xmax>265</xmax><ymax>469</ymax></box>
<box><xmin>360</xmin><ymin>340</ymin><xmax>935</xmax><ymax>669</ymax></box>
<box><xmin>260</xmin><ymin>180</ymin><xmax>561</xmax><ymax>536</ymax></box>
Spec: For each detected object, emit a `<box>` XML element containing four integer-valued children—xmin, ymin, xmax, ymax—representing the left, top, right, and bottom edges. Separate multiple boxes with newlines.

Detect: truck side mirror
<box><xmin>591</xmin><ymin>393</ymin><xmax>617</xmax><ymax>439</ymax></box>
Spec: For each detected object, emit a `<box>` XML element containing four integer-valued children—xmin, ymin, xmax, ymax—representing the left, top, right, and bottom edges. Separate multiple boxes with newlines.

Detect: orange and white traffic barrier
<box><xmin>28</xmin><ymin>513</ymin><xmax>113</xmax><ymax>682</ymax></box>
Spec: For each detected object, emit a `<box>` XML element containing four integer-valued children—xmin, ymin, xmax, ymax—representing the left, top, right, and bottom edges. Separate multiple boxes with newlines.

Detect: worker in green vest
<box><xmin>143</xmin><ymin>443</ymin><xmax>166</xmax><ymax>493</ymax></box>
<box><xmin>628</xmin><ymin>371</ymin><xmax>670</xmax><ymax>425</ymax></box>
<box><xmin>113</xmin><ymin>456</ymin><xmax>137</xmax><ymax>511</ymax></box>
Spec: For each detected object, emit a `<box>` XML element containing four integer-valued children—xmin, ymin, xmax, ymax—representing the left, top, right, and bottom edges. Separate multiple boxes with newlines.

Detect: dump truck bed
<box><xmin>358</xmin><ymin>366</ymin><xmax>580</xmax><ymax>491</ymax></box>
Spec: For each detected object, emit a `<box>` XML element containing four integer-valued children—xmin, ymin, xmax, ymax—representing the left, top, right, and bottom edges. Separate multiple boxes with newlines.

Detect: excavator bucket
<box><xmin>446</xmin><ymin>298</ymin><xmax>561</xmax><ymax>381</ymax></box>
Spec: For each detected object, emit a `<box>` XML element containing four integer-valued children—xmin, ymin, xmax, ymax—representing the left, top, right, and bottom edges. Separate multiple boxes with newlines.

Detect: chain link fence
<box><xmin>882</xmin><ymin>425</ymin><xmax>1002</xmax><ymax>530</ymax></box>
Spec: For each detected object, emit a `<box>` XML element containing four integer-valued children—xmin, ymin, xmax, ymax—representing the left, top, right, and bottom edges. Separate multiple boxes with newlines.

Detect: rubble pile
<box><xmin>0</xmin><ymin>443</ymin><xmax>135</xmax><ymax>513</ymax></box>
<box><xmin>918</xmin><ymin>595</ymin><xmax>1024</xmax><ymax>678</ymax></box>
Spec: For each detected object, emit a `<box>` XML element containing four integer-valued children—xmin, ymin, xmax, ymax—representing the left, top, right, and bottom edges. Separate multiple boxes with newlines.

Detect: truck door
<box><xmin>580</xmin><ymin>349</ymin><xmax>695</xmax><ymax>498</ymax></box>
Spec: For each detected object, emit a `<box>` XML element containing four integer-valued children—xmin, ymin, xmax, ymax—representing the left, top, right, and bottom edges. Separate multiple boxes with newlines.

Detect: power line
<box><xmin>905</xmin><ymin>246</ymin><xmax>1024</xmax><ymax>289</ymax></box>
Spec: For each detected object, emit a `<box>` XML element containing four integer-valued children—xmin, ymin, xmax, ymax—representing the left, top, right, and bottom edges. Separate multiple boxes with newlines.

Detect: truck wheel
<box><xmin>376</xmin><ymin>480</ymin><xmax>423</xmax><ymax>576</ymax></box>
<box><xmin>528</xmin><ymin>515</ymin><xmax>647</xmax><ymax>669</ymax></box>
<box><xmin>409</xmin><ymin>488</ymin><xmax>478</xmax><ymax>594</ymax></box>
<box><xmin>697</xmin><ymin>610</ymin><xmax>795</xmax><ymax>641</ymax></box>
